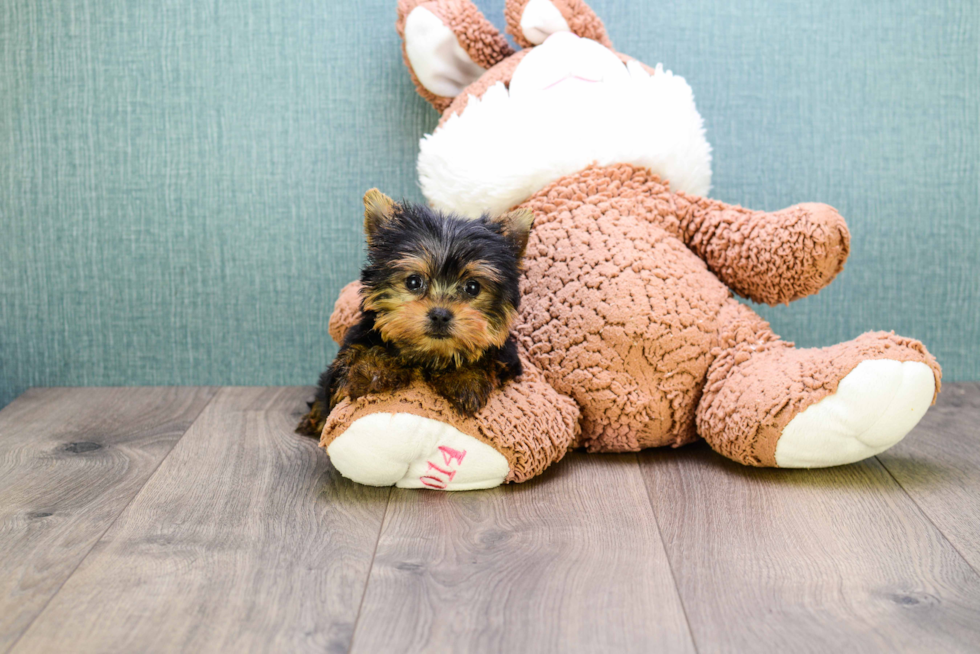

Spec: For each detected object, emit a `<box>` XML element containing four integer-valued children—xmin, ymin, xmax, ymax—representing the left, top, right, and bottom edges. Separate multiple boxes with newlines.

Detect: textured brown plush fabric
<box><xmin>327</xmin><ymin>280</ymin><xmax>363</xmax><ymax>344</ymax></box>
<box><xmin>396</xmin><ymin>0</ymin><xmax>515</xmax><ymax>111</ymax></box>
<box><xmin>516</xmin><ymin>165</ymin><xmax>732</xmax><ymax>452</ymax></box>
<box><xmin>504</xmin><ymin>0</ymin><xmax>612</xmax><ymax>49</ymax></box>
<box><xmin>673</xmin><ymin>196</ymin><xmax>851</xmax><ymax>306</ymax></box>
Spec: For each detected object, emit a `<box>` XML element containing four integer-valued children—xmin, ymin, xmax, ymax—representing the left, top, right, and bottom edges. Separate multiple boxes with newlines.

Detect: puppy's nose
<box><xmin>427</xmin><ymin>307</ymin><xmax>454</xmax><ymax>326</ymax></box>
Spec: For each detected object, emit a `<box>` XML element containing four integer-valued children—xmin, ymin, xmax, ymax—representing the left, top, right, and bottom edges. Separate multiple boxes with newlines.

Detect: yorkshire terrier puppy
<box><xmin>296</xmin><ymin>189</ymin><xmax>534</xmax><ymax>437</ymax></box>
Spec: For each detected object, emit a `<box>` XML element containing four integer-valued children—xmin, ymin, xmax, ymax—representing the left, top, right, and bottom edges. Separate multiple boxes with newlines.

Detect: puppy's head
<box><xmin>359</xmin><ymin>189</ymin><xmax>533</xmax><ymax>367</ymax></box>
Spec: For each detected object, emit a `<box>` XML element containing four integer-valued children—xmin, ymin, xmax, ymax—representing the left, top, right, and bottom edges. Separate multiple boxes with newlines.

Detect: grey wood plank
<box><xmin>879</xmin><ymin>382</ymin><xmax>980</xmax><ymax>572</ymax></box>
<box><xmin>350</xmin><ymin>452</ymin><xmax>696</xmax><ymax>654</ymax></box>
<box><xmin>9</xmin><ymin>386</ymin><xmax>391</xmax><ymax>654</ymax></box>
<box><xmin>0</xmin><ymin>386</ymin><xmax>217</xmax><ymax>654</ymax></box>
<box><xmin>639</xmin><ymin>442</ymin><xmax>980</xmax><ymax>653</ymax></box>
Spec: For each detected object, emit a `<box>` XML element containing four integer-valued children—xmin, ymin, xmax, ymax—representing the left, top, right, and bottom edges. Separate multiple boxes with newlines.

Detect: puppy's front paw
<box><xmin>447</xmin><ymin>387</ymin><xmax>491</xmax><ymax>415</ymax></box>
<box><xmin>347</xmin><ymin>354</ymin><xmax>414</xmax><ymax>400</ymax></box>
<box><xmin>428</xmin><ymin>367</ymin><xmax>496</xmax><ymax>415</ymax></box>
<box><xmin>296</xmin><ymin>401</ymin><xmax>327</xmax><ymax>437</ymax></box>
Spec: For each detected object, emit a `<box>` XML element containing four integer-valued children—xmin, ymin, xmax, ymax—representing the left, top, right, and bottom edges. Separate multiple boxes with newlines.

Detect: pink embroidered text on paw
<box><xmin>419</xmin><ymin>446</ymin><xmax>467</xmax><ymax>489</ymax></box>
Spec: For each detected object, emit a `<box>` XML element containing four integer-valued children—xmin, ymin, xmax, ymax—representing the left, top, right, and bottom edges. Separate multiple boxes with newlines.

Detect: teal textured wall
<box><xmin>1</xmin><ymin>0</ymin><xmax>978</xmax><ymax>408</ymax></box>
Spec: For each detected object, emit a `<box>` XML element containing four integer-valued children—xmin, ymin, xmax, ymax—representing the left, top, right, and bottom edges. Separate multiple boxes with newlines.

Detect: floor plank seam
<box><xmin>635</xmin><ymin>453</ymin><xmax>701</xmax><ymax>654</ymax></box>
<box><xmin>874</xmin><ymin>454</ymin><xmax>980</xmax><ymax>579</ymax></box>
<box><xmin>2</xmin><ymin>388</ymin><xmax>221</xmax><ymax>654</ymax></box>
<box><xmin>345</xmin><ymin>485</ymin><xmax>394</xmax><ymax>654</ymax></box>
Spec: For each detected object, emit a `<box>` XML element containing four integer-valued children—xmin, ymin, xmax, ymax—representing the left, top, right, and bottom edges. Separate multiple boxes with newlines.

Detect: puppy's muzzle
<box><xmin>426</xmin><ymin>307</ymin><xmax>454</xmax><ymax>339</ymax></box>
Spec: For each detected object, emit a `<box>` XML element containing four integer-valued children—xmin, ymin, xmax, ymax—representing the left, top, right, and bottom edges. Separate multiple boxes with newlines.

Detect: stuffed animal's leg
<box><xmin>320</xmin><ymin>359</ymin><xmax>580</xmax><ymax>489</ymax></box>
<box><xmin>696</xmin><ymin>300</ymin><xmax>941</xmax><ymax>468</ymax></box>
<box><xmin>671</xmin><ymin>191</ymin><xmax>850</xmax><ymax>306</ymax></box>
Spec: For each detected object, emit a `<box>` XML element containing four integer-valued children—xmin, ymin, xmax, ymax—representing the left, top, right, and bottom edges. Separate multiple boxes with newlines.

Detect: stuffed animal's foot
<box><xmin>698</xmin><ymin>320</ymin><xmax>941</xmax><ymax>468</ymax></box>
<box><xmin>319</xmin><ymin>369</ymin><xmax>580</xmax><ymax>490</ymax></box>
<box><xmin>773</xmin><ymin>359</ymin><xmax>935</xmax><ymax>467</ymax></box>
<box><xmin>327</xmin><ymin>413</ymin><xmax>509</xmax><ymax>490</ymax></box>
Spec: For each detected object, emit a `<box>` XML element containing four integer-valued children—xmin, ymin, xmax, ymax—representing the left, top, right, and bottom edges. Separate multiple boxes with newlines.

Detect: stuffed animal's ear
<box><xmin>396</xmin><ymin>0</ymin><xmax>515</xmax><ymax>112</ymax></box>
<box><xmin>504</xmin><ymin>0</ymin><xmax>612</xmax><ymax>49</ymax></box>
<box><xmin>490</xmin><ymin>208</ymin><xmax>535</xmax><ymax>259</ymax></box>
<box><xmin>364</xmin><ymin>189</ymin><xmax>398</xmax><ymax>244</ymax></box>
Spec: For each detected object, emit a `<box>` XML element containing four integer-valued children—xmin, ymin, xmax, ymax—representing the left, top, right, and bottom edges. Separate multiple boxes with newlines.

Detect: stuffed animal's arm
<box><xmin>672</xmin><ymin>193</ymin><xmax>851</xmax><ymax>305</ymax></box>
<box><xmin>328</xmin><ymin>280</ymin><xmax>363</xmax><ymax>345</ymax></box>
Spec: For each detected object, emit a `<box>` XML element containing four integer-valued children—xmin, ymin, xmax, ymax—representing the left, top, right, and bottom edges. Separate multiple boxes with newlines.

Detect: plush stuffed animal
<box><xmin>319</xmin><ymin>0</ymin><xmax>941</xmax><ymax>490</ymax></box>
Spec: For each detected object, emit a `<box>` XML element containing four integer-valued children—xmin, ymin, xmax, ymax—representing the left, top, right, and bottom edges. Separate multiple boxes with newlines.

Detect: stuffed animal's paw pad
<box><xmin>326</xmin><ymin>412</ymin><xmax>509</xmax><ymax>490</ymax></box>
<box><xmin>774</xmin><ymin>360</ymin><xmax>935</xmax><ymax>468</ymax></box>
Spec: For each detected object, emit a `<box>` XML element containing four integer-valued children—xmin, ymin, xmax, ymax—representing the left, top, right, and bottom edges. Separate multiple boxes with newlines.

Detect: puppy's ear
<box><xmin>490</xmin><ymin>208</ymin><xmax>535</xmax><ymax>259</ymax></box>
<box><xmin>364</xmin><ymin>189</ymin><xmax>398</xmax><ymax>244</ymax></box>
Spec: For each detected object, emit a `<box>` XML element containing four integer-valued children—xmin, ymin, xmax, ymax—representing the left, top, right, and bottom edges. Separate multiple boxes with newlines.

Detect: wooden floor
<box><xmin>1</xmin><ymin>385</ymin><xmax>978</xmax><ymax>653</ymax></box>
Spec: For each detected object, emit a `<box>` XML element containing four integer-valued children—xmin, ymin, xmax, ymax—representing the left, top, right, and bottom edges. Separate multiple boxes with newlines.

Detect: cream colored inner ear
<box><xmin>404</xmin><ymin>7</ymin><xmax>486</xmax><ymax>98</ymax></box>
<box><xmin>520</xmin><ymin>0</ymin><xmax>571</xmax><ymax>45</ymax></box>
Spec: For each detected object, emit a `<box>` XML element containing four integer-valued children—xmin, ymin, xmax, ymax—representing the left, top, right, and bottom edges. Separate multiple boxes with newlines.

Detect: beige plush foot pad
<box><xmin>774</xmin><ymin>360</ymin><xmax>936</xmax><ymax>468</ymax></box>
<box><xmin>327</xmin><ymin>412</ymin><xmax>510</xmax><ymax>490</ymax></box>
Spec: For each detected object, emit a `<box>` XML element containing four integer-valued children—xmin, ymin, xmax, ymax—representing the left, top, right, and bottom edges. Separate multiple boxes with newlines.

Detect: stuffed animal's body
<box><xmin>319</xmin><ymin>0</ymin><xmax>941</xmax><ymax>490</ymax></box>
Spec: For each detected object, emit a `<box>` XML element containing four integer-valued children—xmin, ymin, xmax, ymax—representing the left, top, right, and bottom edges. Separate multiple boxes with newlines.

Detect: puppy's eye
<box><xmin>406</xmin><ymin>274</ymin><xmax>424</xmax><ymax>292</ymax></box>
<box><xmin>464</xmin><ymin>280</ymin><xmax>481</xmax><ymax>297</ymax></box>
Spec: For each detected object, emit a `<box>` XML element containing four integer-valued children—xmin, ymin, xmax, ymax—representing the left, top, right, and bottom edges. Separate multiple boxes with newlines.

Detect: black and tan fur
<box><xmin>297</xmin><ymin>189</ymin><xmax>533</xmax><ymax>437</ymax></box>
